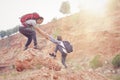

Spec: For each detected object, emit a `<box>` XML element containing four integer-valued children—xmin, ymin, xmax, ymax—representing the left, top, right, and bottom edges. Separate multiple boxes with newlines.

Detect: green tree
<box><xmin>0</xmin><ymin>30</ymin><xmax>6</xmax><ymax>38</ymax></box>
<box><xmin>12</xmin><ymin>26</ymin><xmax>19</xmax><ymax>33</ymax></box>
<box><xmin>5</xmin><ymin>26</ymin><xmax>19</xmax><ymax>37</ymax></box>
<box><xmin>6</xmin><ymin>29</ymin><xmax>13</xmax><ymax>37</ymax></box>
<box><xmin>60</xmin><ymin>1</ymin><xmax>71</xmax><ymax>15</ymax></box>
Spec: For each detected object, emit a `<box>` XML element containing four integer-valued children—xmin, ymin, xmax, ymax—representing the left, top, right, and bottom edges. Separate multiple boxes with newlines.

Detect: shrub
<box><xmin>110</xmin><ymin>75</ymin><xmax>120</xmax><ymax>80</ymax></box>
<box><xmin>114</xmin><ymin>76</ymin><xmax>120</xmax><ymax>80</ymax></box>
<box><xmin>112</xmin><ymin>54</ymin><xmax>120</xmax><ymax>68</ymax></box>
<box><xmin>90</xmin><ymin>55</ymin><xmax>103</xmax><ymax>69</ymax></box>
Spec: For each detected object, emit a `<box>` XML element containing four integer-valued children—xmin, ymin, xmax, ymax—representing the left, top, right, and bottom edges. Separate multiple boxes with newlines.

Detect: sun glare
<box><xmin>79</xmin><ymin>0</ymin><xmax>109</xmax><ymax>15</ymax></box>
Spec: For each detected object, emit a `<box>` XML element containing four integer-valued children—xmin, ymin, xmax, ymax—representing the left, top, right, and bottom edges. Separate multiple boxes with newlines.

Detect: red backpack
<box><xmin>20</xmin><ymin>13</ymin><xmax>40</xmax><ymax>27</ymax></box>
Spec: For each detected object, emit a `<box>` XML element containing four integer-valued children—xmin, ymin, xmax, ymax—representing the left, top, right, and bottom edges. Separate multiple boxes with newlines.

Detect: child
<box><xmin>49</xmin><ymin>36</ymin><xmax>68</xmax><ymax>68</ymax></box>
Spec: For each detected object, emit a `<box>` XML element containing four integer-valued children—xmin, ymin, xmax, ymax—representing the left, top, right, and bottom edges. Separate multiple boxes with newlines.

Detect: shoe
<box><xmin>65</xmin><ymin>66</ymin><xmax>67</xmax><ymax>68</ymax></box>
<box><xmin>24</xmin><ymin>46</ymin><xmax>28</xmax><ymax>50</ymax></box>
<box><xmin>34</xmin><ymin>45</ymin><xmax>38</xmax><ymax>49</ymax></box>
<box><xmin>49</xmin><ymin>53</ymin><xmax>56</xmax><ymax>57</ymax></box>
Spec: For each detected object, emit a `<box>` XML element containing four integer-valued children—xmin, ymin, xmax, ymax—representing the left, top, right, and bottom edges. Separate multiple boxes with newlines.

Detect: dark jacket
<box><xmin>49</xmin><ymin>36</ymin><xmax>67</xmax><ymax>54</ymax></box>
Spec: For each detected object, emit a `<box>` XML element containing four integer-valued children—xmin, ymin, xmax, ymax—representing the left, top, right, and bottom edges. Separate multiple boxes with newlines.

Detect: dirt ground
<box><xmin>1</xmin><ymin>10</ymin><xmax>120</xmax><ymax>80</ymax></box>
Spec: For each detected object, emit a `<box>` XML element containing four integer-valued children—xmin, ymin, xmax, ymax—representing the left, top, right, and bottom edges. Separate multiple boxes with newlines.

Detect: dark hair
<box><xmin>57</xmin><ymin>36</ymin><xmax>62</xmax><ymax>41</ymax></box>
<box><xmin>36</xmin><ymin>17</ymin><xmax>44</xmax><ymax>21</ymax></box>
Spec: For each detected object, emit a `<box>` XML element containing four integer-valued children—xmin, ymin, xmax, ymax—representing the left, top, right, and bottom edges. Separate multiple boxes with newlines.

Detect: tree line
<box><xmin>0</xmin><ymin>26</ymin><xmax>19</xmax><ymax>38</ymax></box>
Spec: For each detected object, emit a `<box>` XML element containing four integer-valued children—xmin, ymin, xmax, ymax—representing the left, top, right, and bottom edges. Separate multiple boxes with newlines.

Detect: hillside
<box><xmin>0</xmin><ymin>11</ymin><xmax>120</xmax><ymax>80</ymax></box>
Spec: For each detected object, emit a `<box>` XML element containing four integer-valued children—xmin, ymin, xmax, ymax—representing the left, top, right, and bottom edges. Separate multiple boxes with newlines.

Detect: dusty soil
<box><xmin>1</xmin><ymin>10</ymin><xmax>120</xmax><ymax>80</ymax></box>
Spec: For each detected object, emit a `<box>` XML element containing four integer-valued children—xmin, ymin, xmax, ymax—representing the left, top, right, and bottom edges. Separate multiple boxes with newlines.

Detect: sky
<box><xmin>0</xmin><ymin>0</ymin><xmax>80</xmax><ymax>31</ymax></box>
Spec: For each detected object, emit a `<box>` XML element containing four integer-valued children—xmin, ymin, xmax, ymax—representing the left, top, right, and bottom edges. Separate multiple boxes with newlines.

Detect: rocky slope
<box><xmin>0</xmin><ymin>11</ymin><xmax>120</xmax><ymax>80</ymax></box>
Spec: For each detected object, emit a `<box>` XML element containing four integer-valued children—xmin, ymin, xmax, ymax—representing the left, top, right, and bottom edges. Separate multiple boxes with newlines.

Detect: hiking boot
<box><xmin>49</xmin><ymin>53</ymin><xmax>56</xmax><ymax>57</ymax></box>
<box><xmin>34</xmin><ymin>45</ymin><xmax>43</xmax><ymax>50</ymax></box>
<box><xmin>24</xmin><ymin>46</ymin><xmax>28</xmax><ymax>50</ymax></box>
<box><xmin>34</xmin><ymin>45</ymin><xmax>38</xmax><ymax>49</ymax></box>
<box><xmin>65</xmin><ymin>65</ymin><xmax>67</xmax><ymax>68</ymax></box>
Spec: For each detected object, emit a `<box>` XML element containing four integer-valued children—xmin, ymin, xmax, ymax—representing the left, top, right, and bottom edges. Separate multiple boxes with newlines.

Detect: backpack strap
<box><xmin>58</xmin><ymin>41</ymin><xmax>67</xmax><ymax>53</ymax></box>
<box><xmin>58</xmin><ymin>41</ymin><xmax>65</xmax><ymax>49</ymax></box>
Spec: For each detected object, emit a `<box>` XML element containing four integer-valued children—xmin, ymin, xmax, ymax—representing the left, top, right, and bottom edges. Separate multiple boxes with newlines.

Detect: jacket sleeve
<box><xmin>49</xmin><ymin>35</ymin><xmax>61</xmax><ymax>44</ymax></box>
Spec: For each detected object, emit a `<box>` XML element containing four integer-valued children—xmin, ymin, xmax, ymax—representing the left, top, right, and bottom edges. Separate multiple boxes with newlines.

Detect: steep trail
<box><xmin>1</xmin><ymin>11</ymin><xmax>120</xmax><ymax>80</ymax></box>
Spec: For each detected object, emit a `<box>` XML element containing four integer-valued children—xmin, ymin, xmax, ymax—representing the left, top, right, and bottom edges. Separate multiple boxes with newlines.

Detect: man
<box><xmin>19</xmin><ymin>13</ymin><xmax>49</xmax><ymax>50</ymax></box>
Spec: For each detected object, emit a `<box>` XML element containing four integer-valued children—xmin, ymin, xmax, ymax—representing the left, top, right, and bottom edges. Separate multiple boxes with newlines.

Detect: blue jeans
<box><xmin>19</xmin><ymin>26</ymin><xmax>37</xmax><ymax>47</ymax></box>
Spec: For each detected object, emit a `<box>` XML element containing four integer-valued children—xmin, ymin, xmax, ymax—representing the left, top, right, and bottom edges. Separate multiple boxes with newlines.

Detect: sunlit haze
<box><xmin>0</xmin><ymin>0</ymin><xmax>80</xmax><ymax>31</ymax></box>
<box><xmin>0</xmin><ymin>0</ymin><xmax>109</xmax><ymax>31</ymax></box>
<box><xmin>79</xmin><ymin>0</ymin><xmax>109</xmax><ymax>15</ymax></box>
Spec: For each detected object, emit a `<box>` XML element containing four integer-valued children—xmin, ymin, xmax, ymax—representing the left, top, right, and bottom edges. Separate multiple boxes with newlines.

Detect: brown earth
<box><xmin>0</xmin><ymin>10</ymin><xmax>120</xmax><ymax>80</ymax></box>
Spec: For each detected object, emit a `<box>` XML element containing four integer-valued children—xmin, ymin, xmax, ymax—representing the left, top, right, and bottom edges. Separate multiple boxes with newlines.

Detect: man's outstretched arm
<box><xmin>34</xmin><ymin>26</ymin><xmax>49</xmax><ymax>39</ymax></box>
<box><xmin>34</xmin><ymin>26</ymin><xmax>61</xmax><ymax>45</ymax></box>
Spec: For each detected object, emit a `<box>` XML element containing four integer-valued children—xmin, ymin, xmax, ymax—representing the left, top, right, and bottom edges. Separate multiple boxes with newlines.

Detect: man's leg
<box><xmin>31</xmin><ymin>31</ymin><xmax>37</xmax><ymax>48</ymax></box>
<box><xmin>19</xmin><ymin>27</ymin><xmax>35</xmax><ymax>50</ymax></box>
<box><xmin>61</xmin><ymin>53</ymin><xmax>67</xmax><ymax>68</ymax></box>
<box><xmin>24</xmin><ymin>36</ymin><xmax>32</xmax><ymax>50</ymax></box>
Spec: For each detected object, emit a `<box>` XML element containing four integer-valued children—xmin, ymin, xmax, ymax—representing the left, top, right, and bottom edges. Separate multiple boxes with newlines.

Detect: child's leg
<box><xmin>61</xmin><ymin>53</ymin><xmax>67</xmax><ymax>68</ymax></box>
